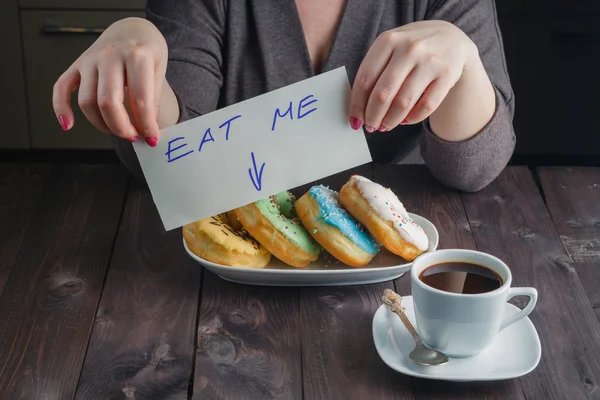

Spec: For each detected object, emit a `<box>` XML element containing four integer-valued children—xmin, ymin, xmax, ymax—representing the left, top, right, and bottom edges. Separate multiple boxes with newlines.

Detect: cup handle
<box><xmin>500</xmin><ymin>287</ymin><xmax>538</xmax><ymax>331</ymax></box>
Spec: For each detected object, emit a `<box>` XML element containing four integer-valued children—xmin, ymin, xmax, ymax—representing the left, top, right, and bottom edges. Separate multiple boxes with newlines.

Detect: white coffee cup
<box><xmin>410</xmin><ymin>249</ymin><xmax>538</xmax><ymax>358</ymax></box>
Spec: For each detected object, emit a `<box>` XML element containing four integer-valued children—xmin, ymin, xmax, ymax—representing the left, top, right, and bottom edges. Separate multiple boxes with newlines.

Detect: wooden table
<box><xmin>0</xmin><ymin>162</ymin><xmax>599</xmax><ymax>400</ymax></box>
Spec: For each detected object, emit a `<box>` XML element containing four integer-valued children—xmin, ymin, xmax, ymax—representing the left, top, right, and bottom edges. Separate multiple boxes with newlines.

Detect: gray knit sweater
<box><xmin>113</xmin><ymin>0</ymin><xmax>515</xmax><ymax>192</ymax></box>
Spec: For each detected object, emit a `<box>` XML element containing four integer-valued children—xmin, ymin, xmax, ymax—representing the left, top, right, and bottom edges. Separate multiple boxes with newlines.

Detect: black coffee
<box><xmin>419</xmin><ymin>262</ymin><xmax>503</xmax><ymax>294</ymax></box>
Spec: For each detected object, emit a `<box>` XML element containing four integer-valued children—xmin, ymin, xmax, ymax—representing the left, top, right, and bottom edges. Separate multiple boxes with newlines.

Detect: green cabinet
<box><xmin>20</xmin><ymin>0</ymin><xmax>145</xmax><ymax>10</ymax></box>
<box><xmin>0</xmin><ymin>0</ymin><xmax>30</xmax><ymax>149</ymax></box>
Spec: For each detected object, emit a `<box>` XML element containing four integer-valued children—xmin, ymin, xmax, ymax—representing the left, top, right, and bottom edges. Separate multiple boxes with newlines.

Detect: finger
<box><xmin>363</xmin><ymin>51</ymin><xmax>415</xmax><ymax>132</ymax></box>
<box><xmin>52</xmin><ymin>66</ymin><xmax>80</xmax><ymax>131</ymax></box>
<box><xmin>379</xmin><ymin>67</ymin><xmax>434</xmax><ymax>131</ymax></box>
<box><xmin>97</xmin><ymin>60</ymin><xmax>139</xmax><ymax>142</ymax></box>
<box><xmin>126</xmin><ymin>49</ymin><xmax>161</xmax><ymax>146</ymax></box>
<box><xmin>77</xmin><ymin>65</ymin><xmax>111</xmax><ymax>134</ymax></box>
<box><xmin>403</xmin><ymin>77</ymin><xmax>454</xmax><ymax>124</ymax></box>
<box><xmin>124</xmin><ymin>51</ymin><xmax>166</xmax><ymax>129</ymax></box>
<box><xmin>348</xmin><ymin>32</ymin><xmax>395</xmax><ymax>132</ymax></box>
<box><xmin>151</xmin><ymin>75</ymin><xmax>164</xmax><ymax>130</ymax></box>
<box><xmin>154</xmin><ymin>56</ymin><xmax>167</xmax><ymax>118</ymax></box>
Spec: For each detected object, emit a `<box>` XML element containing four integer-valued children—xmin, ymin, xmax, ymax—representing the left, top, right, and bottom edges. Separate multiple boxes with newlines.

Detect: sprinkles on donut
<box><xmin>339</xmin><ymin>175</ymin><xmax>429</xmax><ymax>261</ymax></box>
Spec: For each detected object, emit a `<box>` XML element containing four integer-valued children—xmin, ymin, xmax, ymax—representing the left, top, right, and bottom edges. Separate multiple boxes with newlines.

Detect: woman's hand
<box><xmin>52</xmin><ymin>17</ymin><xmax>173</xmax><ymax>146</ymax></box>
<box><xmin>349</xmin><ymin>20</ymin><xmax>491</xmax><ymax>138</ymax></box>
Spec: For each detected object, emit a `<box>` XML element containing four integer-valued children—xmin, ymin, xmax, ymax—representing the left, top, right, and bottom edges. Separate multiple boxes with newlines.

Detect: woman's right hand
<box><xmin>52</xmin><ymin>17</ymin><xmax>168</xmax><ymax>146</ymax></box>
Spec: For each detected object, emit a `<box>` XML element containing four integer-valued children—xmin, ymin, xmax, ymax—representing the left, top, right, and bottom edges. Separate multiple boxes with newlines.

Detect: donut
<box><xmin>234</xmin><ymin>191</ymin><xmax>320</xmax><ymax>268</ymax></box>
<box><xmin>182</xmin><ymin>213</ymin><xmax>271</xmax><ymax>269</ymax></box>
<box><xmin>339</xmin><ymin>175</ymin><xmax>429</xmax><ymax>261</ymax></box>
<box><xmin>295</xmin><ymin>185</ymin><xmax>379</xmax><ymax>267</ymax></box>
<box><xmin>225</xmin><ymin>210</ymin><xmax>243</xmax><ymax>231</ymax></box>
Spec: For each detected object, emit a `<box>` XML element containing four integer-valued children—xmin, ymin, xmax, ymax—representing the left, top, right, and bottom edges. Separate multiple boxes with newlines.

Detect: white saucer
<box><xmin>372</xmin><ymin>296</ymin><xmax>541</xmax><ymax>382</ymax></box>
<box><xmin>183</xmin><ymin>213</ymin><xmax>438</xmax><ymax>287</ymax></box>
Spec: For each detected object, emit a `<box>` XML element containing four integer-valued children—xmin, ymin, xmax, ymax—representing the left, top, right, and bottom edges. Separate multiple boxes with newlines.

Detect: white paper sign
<box><xmin>133</xmin><ymin>67</ymin><xmax>372</xmax><ymax>231</ymax></box>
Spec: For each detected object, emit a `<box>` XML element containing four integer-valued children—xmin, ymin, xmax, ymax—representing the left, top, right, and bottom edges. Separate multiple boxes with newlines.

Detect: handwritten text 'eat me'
<box><xmin>163</xmin><ymin>94</ymin><xmax>318</xmax><ymax>191</ymax></box>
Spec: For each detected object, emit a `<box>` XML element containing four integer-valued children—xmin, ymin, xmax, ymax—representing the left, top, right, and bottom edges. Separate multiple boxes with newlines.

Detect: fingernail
<box><xmin>146</xmin><ymin>137</ymin><xmax>157</xmax><ymax>147</ymax></box>
<box><xmin>128</xmin><ymin>135</ymin><xmax>139</xmax><ymax>143</ymax></box>
<box><xmin>400</xmin><ymin>119</ymin><xmax>408</xmax><ymax>125</ymax></box>
<box><xmin>350</xmin><ymin>117</ymin><xmax>362</xmax><ymax>130</ymax></box>
<box><xmin>365</xmin><ymin>125</ymin><xmax>376</xmax><ymax>133</ymax></box>
<box><xmin>378</xmin><ymin>126</ymin><xmax>387</xmax><ymax>132</ymax></box>
<box><xmin>58</xmin><ymin>115</ymin><xmax>69</xmax><ymax>131</ymax></box>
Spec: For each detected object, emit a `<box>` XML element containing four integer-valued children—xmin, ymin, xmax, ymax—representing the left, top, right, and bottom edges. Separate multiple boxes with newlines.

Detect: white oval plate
<box><xmin>183</xmin><ymin>213</ymin><xmax>438</xmax><ymax>287</ymax></box>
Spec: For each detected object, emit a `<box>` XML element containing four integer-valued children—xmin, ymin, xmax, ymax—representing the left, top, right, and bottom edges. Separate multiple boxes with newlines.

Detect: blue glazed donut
<box><xmin>295</xmin><ymin>184</ymin><xmax>379</xmax><ymax>267</ymax></box>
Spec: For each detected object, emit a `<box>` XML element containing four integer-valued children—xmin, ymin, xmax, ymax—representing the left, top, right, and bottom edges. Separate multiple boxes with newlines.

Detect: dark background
<box><xmin>496</xmin><ymin>0</ymin><xmax>600</xmax><ymax>165</ymax></box>
<box><xmin>1</xmin><ymin>0</ymin><xmax>598</xmax><ymax>165</ymax></box>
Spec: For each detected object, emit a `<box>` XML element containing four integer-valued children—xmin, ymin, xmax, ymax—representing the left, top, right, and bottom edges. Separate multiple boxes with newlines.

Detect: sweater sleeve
<box><xmin>419</xmin><ymin>0</ymin><xmax>516</xmax><ymax>192</ymax></box>
<box><xmin>145</xmin><ymin>0</ymin><xmax>226</xmax><ymax>122</ymax></box>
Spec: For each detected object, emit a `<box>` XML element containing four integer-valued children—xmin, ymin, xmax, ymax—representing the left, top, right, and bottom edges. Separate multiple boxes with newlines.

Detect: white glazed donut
<box><xmin>339</xmin><ymin>175</ymin><xmax>429</xmax><ymax>261</ymax></box>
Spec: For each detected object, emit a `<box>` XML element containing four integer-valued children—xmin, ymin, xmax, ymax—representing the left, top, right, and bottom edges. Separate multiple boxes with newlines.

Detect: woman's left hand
<box><xmin>349</xmin><ymin>20</ymin><xmax>479</xmax><ymax>132</ymax></box>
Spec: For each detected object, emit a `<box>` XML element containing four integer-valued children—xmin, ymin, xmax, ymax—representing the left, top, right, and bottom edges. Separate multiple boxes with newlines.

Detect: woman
<box><xmin>52</xmin><ymin>0</ymin><xmax>514</xmax><ymax>192</ymax></box>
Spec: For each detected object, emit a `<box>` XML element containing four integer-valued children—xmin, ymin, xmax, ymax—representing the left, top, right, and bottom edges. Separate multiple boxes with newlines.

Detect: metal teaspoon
<box><xmin>382</xmin><ymin>289</ymin><xmax>449</xmax><ymax>366</ymax></box>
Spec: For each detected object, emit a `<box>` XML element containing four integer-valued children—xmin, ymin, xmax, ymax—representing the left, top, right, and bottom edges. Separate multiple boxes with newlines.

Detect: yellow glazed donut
<box><xmin>295</xmin><ymin>185</ymin><xmax>379</xmax><ymax>267</ymax></box>
<box><xmin>234</xmin><ymin>191</ymin><xmax>320</xmax><ymax>268</ymax></box>
<box><xmin>339</xmin><ymin>175</ymin><xmax>429</xmax><ymax>261</ymax></box>
<box><xmin>183</xmin><ymin>213</ymin><xmax>271</xmax><ymax>269</ymax></box>
<box><xmin>225</xmin><ymin>210</ymin><xmax>243</xmax><ymax>231</ymax></box>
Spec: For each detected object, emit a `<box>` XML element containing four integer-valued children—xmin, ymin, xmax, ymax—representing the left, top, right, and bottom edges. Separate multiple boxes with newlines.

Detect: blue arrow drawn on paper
<box><xmin>248</xmin><ymin>152</ymin><xmax>266</xmax><ymax>191</ymax></box>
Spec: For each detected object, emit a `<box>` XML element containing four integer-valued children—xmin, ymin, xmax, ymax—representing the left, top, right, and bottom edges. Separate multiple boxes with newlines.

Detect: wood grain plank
<box><xmin>0</xmin><ymin>164</ymin><xmax>50</xmax><ymax>297</ymax></box>
<box><xmin>193</xmin><ymin>271</ymin><xmax>302</xmax><ymax>400</ymax></box>
<box><xmin>0</xmin><ymin>164</ymin><xmax>128</xmax><ymax>399</ymax></box>
<box><xmin>75</xmin><ymin>180</ymin><xmax>202</xmax><ymax>400</ymax></box>
<box><xmin>538</xmin><ymin>167</ymin><xmax>600</xmax><ymax>320</ymax></box>
<box><xmin>296</xmin><ymin>164</ymin><xmax>412</xmax><ymax>400</ymax></box>
<box><xmin>374</xmin><ymin>165</ymin><xmax>525</xmax><ymax>400</ymax></box>
<box><xmin>300</xmin><ymin>283</ymin><xmax>407</xmax><ymax>400</ymax></box>
<box><xmin>462</xmin><ymin>166</ymin><xmax>600</xmax><ymax>400</ymax></box>
<box><xmin>0</xmin><ymin>163</ymin><xmax>50</xmax><ymax>185</ymax></box>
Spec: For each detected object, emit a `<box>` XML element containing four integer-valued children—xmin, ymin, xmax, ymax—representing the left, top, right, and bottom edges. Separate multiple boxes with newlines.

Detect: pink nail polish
<box><xmin>146</xmin><ymin>137</ymin><xmax>157</xmax><ymax>147</ymax></box>
<box><xmin>365</xmin><ymin>125</ymin><xmax>376</xmax><ymax>133</ymax></box>
<box><xmin>58</xmin><ymin>115</ymin><xmax>69</xmax><ymax>131</ymax></box>
<box><xmin>350</xmin><ymin>117</ymin><xmax>362</xmax><ymax>130</ymax></box>
<box><xmin>400</xmin><ymin>119</ymin><xmax>408</xmax><ymax>125</ymax></box>
<box><xmin>128</xmin><ymin>135</ymin><xmax>139</xmax><ymax>143</ymax></box>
